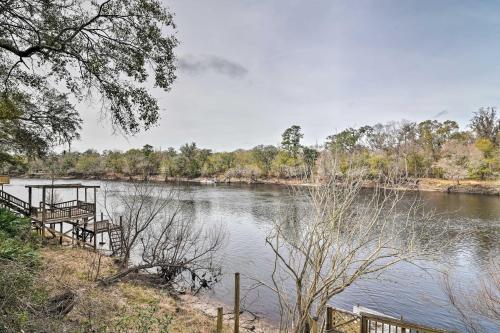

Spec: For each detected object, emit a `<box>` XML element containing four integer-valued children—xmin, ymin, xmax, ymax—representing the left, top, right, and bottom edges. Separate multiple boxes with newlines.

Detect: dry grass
<box><xmin>37</xmin><ymin>244</ymin><xmax>231</xmax><ymax>332</ymax></box>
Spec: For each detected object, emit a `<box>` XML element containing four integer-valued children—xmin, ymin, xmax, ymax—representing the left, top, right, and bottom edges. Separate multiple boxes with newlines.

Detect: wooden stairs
<box><xmin>109</xmin><ymin>226</ymin><xmax>123</xmax><ymax>257</ymax></box>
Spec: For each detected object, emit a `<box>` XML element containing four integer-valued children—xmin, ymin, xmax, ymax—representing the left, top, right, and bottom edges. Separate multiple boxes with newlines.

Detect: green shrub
<box><xmin>0</xmin><ymin>208</ymin><xmax>42</xmax><ymax>332</ymax></box>
<box><xmin>0</xmin><ymin>209</ymin><xmax>39</xmax><ymax>266</ymax></box>
<box><xmin>0</xmin><ymin>208</ymin><xmax>31</xmax><ymax>238</ymax></box>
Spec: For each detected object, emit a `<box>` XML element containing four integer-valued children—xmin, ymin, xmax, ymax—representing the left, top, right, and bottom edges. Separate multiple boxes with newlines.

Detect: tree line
<box><xmin>4</xmin><ymin>107</ymin><xmax>499</xmax><ymax>183</ymax></box>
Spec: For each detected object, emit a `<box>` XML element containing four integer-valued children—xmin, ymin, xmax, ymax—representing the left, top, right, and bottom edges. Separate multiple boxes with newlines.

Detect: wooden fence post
<box><xmin>326</xmin><ymin>307</ymin><xmax>333</xmax><ymax>331</ymax></box>
<box><xmin>360</xmin><ymin>315</ymin><xmax>367</xmax><ymax>333</ymax></box>
<box><xmin>234</xmin><ymin>272</ymin><xmax>240</xmax><ymax>333</ymax></box>
<box><xmin>217</xmin><ymin>307</ymin><xmax>223</xmax><ymax>333</ymax></box>
<box><xmin>311</xmin><ymin>317</ymin><xmax>318</xmax><ymax>333</ymax></box>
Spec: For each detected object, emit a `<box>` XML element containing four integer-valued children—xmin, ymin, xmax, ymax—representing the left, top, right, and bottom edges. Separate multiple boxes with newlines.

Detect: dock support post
<box><xmin>234</xmin><ymin>272</ymin><xmax>240</xmax><ymax>333</ymax></box>
<box><xmin>41</xmin><ymin>187</ymin><xmax>46</xmax><ymax>238</ymax></box>
<box><xmin>93</xmin><ymin>187</ymin><xmax>97</xmax><ymax>250</ymax></box>
<box><xmin>28</xmin><ymin>187</ymin><xmax>32</xmax><ymax>212</ymax></box>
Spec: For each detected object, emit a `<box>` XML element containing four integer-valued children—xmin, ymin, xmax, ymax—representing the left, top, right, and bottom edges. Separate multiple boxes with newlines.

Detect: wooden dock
<box><xmin>0</xmin><ymin>183</ymin><xmax>123</xmax><ymax>255</ymax></box>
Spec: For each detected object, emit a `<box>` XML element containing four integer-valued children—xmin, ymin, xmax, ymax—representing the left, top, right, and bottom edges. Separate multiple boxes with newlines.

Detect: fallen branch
<box><xmin>45</xmin><ymin>291</ymin><xmax>77</xmax><ymax>317</ymax></box>
<box><xmin>100</xmin><ymin>263</ymin><xmax>185</xmax><ymax>286</ymax></box>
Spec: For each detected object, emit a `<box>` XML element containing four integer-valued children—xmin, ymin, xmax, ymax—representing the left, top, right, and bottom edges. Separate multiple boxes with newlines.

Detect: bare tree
<box><xmin>469</xmin><ymin>107</ymin><xmax>500</xmax><ymax>144</ymax></box>
<box><xmin>260</xmin><ymin>153</ymin><xmax>448</xmax><ymax>333</ymax></box>
<box><xmin>103</xmin><ymin>182</ymin><xmax>175</xmax><ymax>268</ymax></box>
<box><xmin>443</xmin><ymin>259</ymin><xmax>499</xmax><ymax>333</ymax></box>
<box><xmin>102</xmin><ymin>181</ymin><xmax>225</xmax><ymax>290</ymax></box>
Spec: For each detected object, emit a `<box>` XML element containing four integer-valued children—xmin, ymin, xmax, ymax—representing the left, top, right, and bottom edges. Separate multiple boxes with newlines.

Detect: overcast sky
<box><xmin>72</xmin><ymin>0</ymin><xmax>500</xmax><ymax>152</ymax></box>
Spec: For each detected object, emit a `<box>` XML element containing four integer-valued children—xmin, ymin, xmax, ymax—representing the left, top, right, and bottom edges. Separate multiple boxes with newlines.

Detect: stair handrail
<box><xmin>0</xmin><ymin>190</ymin><xmax>31</xmax><ymax>215</ymax></box>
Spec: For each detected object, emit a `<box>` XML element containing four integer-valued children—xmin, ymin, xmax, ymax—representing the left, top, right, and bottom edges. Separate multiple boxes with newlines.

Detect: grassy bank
<box><xmin>0</xmin><ymin>208</ymin><xmax>233</xmax><ymax>333</ymax></box>
<box><xmin>38</xmin><ymin>246</ymin><xmax>229</xmax><ymax>333</ymax></box>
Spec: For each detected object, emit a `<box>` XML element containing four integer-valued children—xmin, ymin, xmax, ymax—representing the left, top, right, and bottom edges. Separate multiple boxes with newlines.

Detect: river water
<box><xmin>5</xmin><ymin>178</ymin><xmax>500</xmax><ymax>332</ymax></box>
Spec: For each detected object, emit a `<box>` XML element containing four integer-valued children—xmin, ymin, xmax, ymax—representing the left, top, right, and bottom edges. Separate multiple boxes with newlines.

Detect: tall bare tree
<box><xmin>103</xmin><ymin>181</ymin><xmax>175</xmax><ymax>268</ymax></box>
<box><xmin>261</xmin><ymin>153</ymin><xmax>448</xmax><ymax>333</ymax></box>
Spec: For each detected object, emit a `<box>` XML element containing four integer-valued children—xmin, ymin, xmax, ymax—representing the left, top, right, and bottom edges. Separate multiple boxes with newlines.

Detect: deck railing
<box><xmin>38</xmin><ymin>200</ymin><xmax>95</xmax><ymax>221</ymax></box>
<box><xmin>360</xmin><ymin>312</ymin><xmax>449</xmax><ymax>333</ymax></box>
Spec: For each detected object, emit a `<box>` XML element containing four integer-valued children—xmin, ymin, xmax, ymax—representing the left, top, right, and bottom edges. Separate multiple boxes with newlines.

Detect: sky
<box><xmin>73</xmin><ymin>0</ymin><xmax>500</xmax><ymax>152</ymax></box>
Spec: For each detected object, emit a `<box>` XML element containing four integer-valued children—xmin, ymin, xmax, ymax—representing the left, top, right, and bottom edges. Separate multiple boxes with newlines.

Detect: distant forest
<box><xmin>3</xmin><ymin>108</ymin><xmax>499</xmax><ymax>183</ymax></box>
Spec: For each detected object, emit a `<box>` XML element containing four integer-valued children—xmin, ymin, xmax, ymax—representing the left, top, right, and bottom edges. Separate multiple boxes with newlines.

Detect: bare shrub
<box><xmin>102</xmin><ymin>181</ymin><xmax>225</xmax><ymax>290</ymax></box>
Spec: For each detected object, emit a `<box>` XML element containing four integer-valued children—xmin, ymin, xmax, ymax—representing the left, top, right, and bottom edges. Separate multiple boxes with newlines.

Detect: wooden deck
<box><xmin>32</xmin><ymin>207</ymin><xmax>94</xmax><ymax>223</ymax></box>
<box><xmin>78</xmin><ymin>220</ymin><xmax>120</xmax><ymax>234</ymax></box>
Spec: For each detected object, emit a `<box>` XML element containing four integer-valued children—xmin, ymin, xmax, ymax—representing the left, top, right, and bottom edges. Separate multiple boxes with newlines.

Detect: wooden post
<box><xmin>216</xmin><ymin>307</ymin><xmax>223</xmax><ymax>333</ymax></box>
<box><xmin>93</xmin><ymin>187</ymin><xmax>97</xmax><ymax>250</ymax></box>
<box><xmin>311</xmin><ymin>317</ymin><xmax>318</xmax><ymax>333</ymax></box>
<box><xmin>28</xmin><ymin>187</ymin><xmax>32</xmax><ymax>213</ymax></box>
<box><xmin>326</xmin><ymin>307</ymin><xmax>333</xmax><ymax>331</ymax></box>
<box><xmin>76</xmin><ymin>188</ymin><xmax>79</xmax><ymax>201</ymax></box>
<box><xmin>59</xmin><ymin>222</ymin><xmax>63</xmax><ymax>244</ymax></box>
<box><xmin>99</xmin><ymin>212</ymin><xmax>104</xmax><ymax>245</ymax></box>
<box><xmin>360</xmin><ymin>315</ymin><xmax>367</xmax><ymax>333</ymax></box>
<box><xmin>42</xmin><ymin>187</ymin><xmax>46</xmax><ymax>237</ymax></box>
<box><xmin>234</xmin><ymin>272</ymin><xmax>240</xmax><ymax>333</ymax></box>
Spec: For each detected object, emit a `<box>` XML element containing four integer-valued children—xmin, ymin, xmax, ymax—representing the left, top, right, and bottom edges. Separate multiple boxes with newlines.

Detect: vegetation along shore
<box><xmin>6</xmin><ymin>109</ymin><xmax>500</xmax><ymax>195</ymax></box>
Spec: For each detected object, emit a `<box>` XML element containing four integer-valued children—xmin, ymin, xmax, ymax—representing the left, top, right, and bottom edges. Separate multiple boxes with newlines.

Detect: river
<box><xmin>5</xmin><ymin>178</ymin><xmax>500</xmax><ymax>332</ymax></box>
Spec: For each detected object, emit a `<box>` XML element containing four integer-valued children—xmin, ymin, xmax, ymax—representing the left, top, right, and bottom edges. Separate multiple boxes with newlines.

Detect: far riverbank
<box><xmin>14</xmin><ymin>173</ymin><xmax>500</xmax><ymax>195</ymax></box>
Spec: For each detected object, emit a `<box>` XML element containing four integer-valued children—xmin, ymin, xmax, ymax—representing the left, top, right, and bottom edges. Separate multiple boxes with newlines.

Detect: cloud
<box><xmin>432</xmin><ymin>110</ymin><xmax>448</xmax><ymax>118</ymax></box>
<box><xmin>178</xmin><ymin>55</ymin><xmax>248</xmax><ymax>78</ymax></box>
